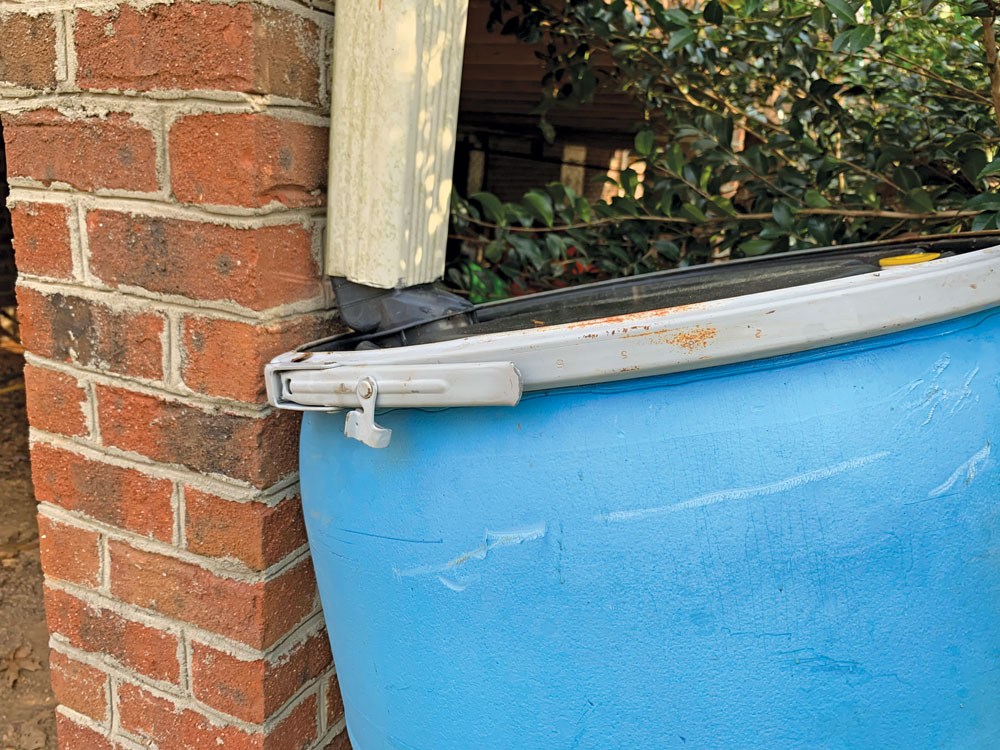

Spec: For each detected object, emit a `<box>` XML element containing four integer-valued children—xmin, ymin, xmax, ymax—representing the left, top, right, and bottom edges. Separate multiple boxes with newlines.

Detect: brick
<box><xmin>265</xmin><ymin>694</ymin><xmax>320</xmax><ymax>750</ymax></box>
<box><xmin>44</xmin><ymin>587</ymin><xmax>181</xmax><ymax>683</ymax></box>
<box><xmin>49</xmin><ymin>651</ymin><xmax>109</xmax><ymax>723</ymax></box>
<box><xmin>23</xmin><ymin>364</ymin><xmax>88</xmax><ymax>437</ymax></box>
<box><xmin>87</xmin><ymin>211</ymin><xmax>324</xmax><ymax>311</ymax></box>
<box><xmin>120</xmin><ymin>684</ymin><xmax>318</xmax><ymax>750</ymax></box>
<box><xmin>170</xmin><ymin>114</ymin><xmax>326</xmax><ymax>208</ymax></box>
<box><xmin>55</xmin><ymin>713</ymin><xmax>115</xmax><ymax>750</ymax></box>
<box><xmin>9</xmin><ymin>201</ymin><xmax>73</xmax><ymax>279</ymax></box>
<box><xmin>0</xmin><ymin>13</ymin><xmax>57</xmax><ymax>89</ymax></box>
<box><xmin>109</xmin><ymin>541</ymin><xmax>316</xmax><ymax>648</ymax></box>
<box><xmin>16</xmin><ymin>287</ymin><xmax>164</xmax><ymax>380</ymax></box>
<box><xmin>185</xmin><ymin>491</ymin><xmax>307</xmax><ymax>571</ymax></box>
<box><xmin>31</xmin><ymin>443</ymin><xmax>174</xmax><ymax>542</ymax></box>
<box><xmin>76</xmin><ymin>4</ymin><xmax>321</xmax><ymax>104</ymax></box>
<box><xmin>37</xmin><ymin>515</ymin><xmax>101</xmax><ymax>587</ymax></box>
<box><xmin>325</xmin><ymin>673</ymin><xmax>344</xmax><ymax>728</ymax></box>
<box><xmin>182</xmin><ymin>315</ymin><xmax>331</xmax><ymax>402</ymax></box>
<box><xmin>253</xmin><ymin>7</ymin><xmax>324</xmax><ymax>104</ymax></box>
<box><xmin>1</xmin><ymin>109</ymin><xmax>157</xmax><ymax>192</ymax></box>
<box><xmin>325</xmin><ymin>732</ymin><xmax>352</xmax><ymax>750</ymax></box>
<box><xmin>95</xmin><ymin>385</ymin><xmax>299</xmax><ymax>488</ymax></box>
<box><xmin>191</xmin><ymin>630</ymin><xmax>331</xmax><ymax>723</ymax></box>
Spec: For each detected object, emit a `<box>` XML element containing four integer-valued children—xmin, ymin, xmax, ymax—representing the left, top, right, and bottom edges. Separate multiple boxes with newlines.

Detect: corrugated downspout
<box><xmin>326</xmin><ymin>0</ymin><xmax>470</xmax><ymax>290</ymax></box>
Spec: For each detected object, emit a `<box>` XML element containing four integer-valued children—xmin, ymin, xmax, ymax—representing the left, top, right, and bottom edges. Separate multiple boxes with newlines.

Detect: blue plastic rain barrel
<box><xmin>267</xmin><ymin>239</ymin><xmax>1000</xmax><ymax>750</ymax></box>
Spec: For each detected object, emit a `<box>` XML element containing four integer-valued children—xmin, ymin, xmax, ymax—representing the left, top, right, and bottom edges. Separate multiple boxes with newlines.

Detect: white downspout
<box><xmin>326</xmin><ymin>0</ymin><xmax>470</xmax><ymax>290</ymax></box>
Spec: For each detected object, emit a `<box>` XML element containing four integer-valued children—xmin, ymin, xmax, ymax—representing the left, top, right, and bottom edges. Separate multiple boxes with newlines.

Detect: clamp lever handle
<box><xmin>344</xmin><ymin>377</ymin><xmax>392</xmax><ymax>448</ymax></box>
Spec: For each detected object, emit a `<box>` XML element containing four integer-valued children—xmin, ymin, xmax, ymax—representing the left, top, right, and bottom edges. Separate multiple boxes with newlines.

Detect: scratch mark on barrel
<box><xmin>928</xmin><ymin>441</ymin><xmax>991</xmax><ymax>498</ymax></box>
<box><xmin>595</xmin><ymin>451</ymin><xmax>891</xmax><ymax>523</ymax></box>
<box><xmin>394</xmin><ymin>522</ymin><xmax>547</xmax><ymax>583</ymax></box>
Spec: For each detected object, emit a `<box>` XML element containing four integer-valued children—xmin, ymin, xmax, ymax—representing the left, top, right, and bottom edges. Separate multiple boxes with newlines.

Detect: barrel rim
<box><xmin>266</xmin><ymin>245</ymin><xmax>1000</xmax><ymax>411</ymax></box>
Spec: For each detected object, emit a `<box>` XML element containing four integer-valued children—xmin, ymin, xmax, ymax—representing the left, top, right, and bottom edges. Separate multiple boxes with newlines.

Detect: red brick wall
<box><xmin>0</xmin><ymin>2</ymin><xmax>348</xmax><ymax>748</ymax></box>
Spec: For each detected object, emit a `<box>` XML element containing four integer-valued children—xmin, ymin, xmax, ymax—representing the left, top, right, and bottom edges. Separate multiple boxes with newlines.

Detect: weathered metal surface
<box><xmin>268</xmin><ymin>247</ymin><xmax>1000</xmax><ymax>415</ymax></box>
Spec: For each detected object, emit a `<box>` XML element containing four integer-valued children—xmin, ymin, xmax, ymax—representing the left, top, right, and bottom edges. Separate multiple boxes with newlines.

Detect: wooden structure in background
<box><xmin>456</xmin><ymin>0</ymin><xmax>643</xmax><ymax>201</ymax></box>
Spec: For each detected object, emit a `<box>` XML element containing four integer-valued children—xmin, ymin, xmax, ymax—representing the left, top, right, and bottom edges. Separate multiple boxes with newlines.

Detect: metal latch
<box><xmin>344</xmin><ymin>377</ymin><xmax>392</xmax><ymax>448</ymax></box>
<box><xmin>266</xmin><ymin>361</ymin><xmax>523</xmax><ymax>447</ymax></box>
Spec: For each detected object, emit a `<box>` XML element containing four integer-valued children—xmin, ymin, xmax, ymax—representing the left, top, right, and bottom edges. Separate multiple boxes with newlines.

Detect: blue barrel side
<box><xmin>301</xmin><ymin>308</ymin><xmax>1000</xmax><ymax>750</ymax></box>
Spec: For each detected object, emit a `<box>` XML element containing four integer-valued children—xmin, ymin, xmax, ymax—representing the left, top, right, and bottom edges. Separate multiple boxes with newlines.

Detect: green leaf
<box><xmin>470</xmin><ymin>192</ymin><xmax>504</xmax><ymax>224</ymax></box>
<box><xmin>483</xmin><ymin>241</ymin><xmax>504</xmax><ymax>262</ymax></box>
<box><xmin>823</xmin><ymin>0</ymin><xmax>857</xmax><ymax>23</ymax></box>
<box><xmin>804</xmin><ymin>189</ymin><xmax>831</xmax><ymax>208</ymax></box>
<box><xmin>740</xmin><ymin>239</ymin><xmax>774</xmax><ymax>256</ymax></box>
<box><xmin>612</xmin><ymin>42</ymin><xmax>640</xmax><ymax>56</ymax></box>
<box><xmin>962</xmin><ymin>193</ymin><xmax>1000</xmax><ymax>211</ymax></box>
<box><xmin>508</xmin><ymin>235</ymin><xmax>546</xmax><ymax>269</ymax></box>
<box><xmin>634</xmin><ymin>129</ymin><xmax>655</xmax><ymax>156</ymax></box>
<box><xmin>977</xmin><ymin>157</ymin><xmax>1000</xmax><ymax>181</ymax></box>
<box><xmin>848</xmin><ymin>24</ymin><xmax>875</xmax><ymax>53</ymax></box>
<box><xmin>664</xmin><ymin>143</ymin><xmax>685</xmax><ymax>175</ymax></box>
<box><xmin>620</xmin><ymin>168</ymin><xmax>640</xmax><ymax>197</ymax></box>
<box><xmin>545</xmin><ymin>233</ymin><xmax>567</xmax><ymax>259</ymax></box>
<box><xmin>574</xmin><ymin>196</ymin><xmax>592</xmax><ymax>223</ymax></box>
<box><xmin>653</xmin><ymin>240</ymin><xmax>680</xmax><ymax>260</ymax></box>
<box><xmin>668</xmin><ymin>28</ymin><xmax>698</xmax><ymax>52</ymax></box>
<box><xmin>832</xmin><ymin>29</ymin><xmax>854</xmax><ymax>52</ymax></box>
<box><xmin>971</xmin><ymin>211</ymin><xmax>998</xmax><ymax>231</ymax></box>
<box><xmin>961</xmin><ymin>150</ymin><xmax>988</xmax><ymax>182</ymax></box>
<box><xmin>871</xmin><ymin>0</ymin><xmax>892</xmax><ymax>14</ymax></box>
<box><xmin>772</xmin><ymin>201</ymin><xmax>796</xmax><ymax>229</ymax></box>
<box><xmin>707</xmin><ymin>195</ymin><xmax>738</xmax><ymax>216</ymax></box>
<box><xmin>663</xmin><ymin>9</ymin><xmax>691</xmax><ymax>26</ymax></box>
<box><xmin>703</xmin><ymin>0</ymin><xmax>725</xmax><ymax>25</ymax></box>
<box><xmin>903</xmin><ymin>187</ymin><xmax>935</xmax><ymax>213</ymax></box>
<box><xmin>523</xmin><ymin>191</ymin><xmax>555</xmax><ymax>227</ymax></box>
<box><xmin>679</xmin><ymin>203</ymin><xmax>708</xmax><ymax>223</ymax></box>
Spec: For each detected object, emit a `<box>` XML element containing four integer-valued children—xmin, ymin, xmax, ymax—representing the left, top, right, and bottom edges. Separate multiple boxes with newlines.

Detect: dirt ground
<box><xmin>0</xmin><ymin>348</ymin><xmax>56</xmax><ymax>750</ymax></box>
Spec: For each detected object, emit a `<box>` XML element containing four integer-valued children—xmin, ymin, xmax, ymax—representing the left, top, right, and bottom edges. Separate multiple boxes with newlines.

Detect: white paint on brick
<box><xmin>178</xmin><ymin>630</ymin><xmax>192</xmax><ymax>694</ymax></box>
<box><xmin>0</xmin><ymin>83</ymin><xmax>330</xmax><ymax>115</ymax></box>
<box><xmin>319</xmin><ymin>719</ymin><xmax>349</xmax><ymax>749</ymax></box>
<box><xmin>172</xmin><ymin>484</ymin><xmax>184</xmax><ymax>547</ymax></box>
<box><xmin>54</xmin><ymin>10</ymin><xmax>70</xmax><ymax>83</ymax></box>
<box><xmin>70</xmin><ymin>198</ymin><xmax>89</xmax><ymax>282</ymax></box>
<box><xmin>0</xmin><ymin>0</ymin><xmax>335</xmax><ymax>18</ymax></box>
<box><xmin>154</xmin><ymin>104</ymin><xmax>170</xmax><ymax>197</ymax></box>
<box><xmin>163</xmin><ymin>309</ymin><xmax>179</xmax><ymax>389</ymax></box>
<box><xmin>98</xmin><ymin>532</ymin><xmax>111</xmax><ymax>592</ymax></box>
<box><xmin>0</xmin><ymin>89</ymin><xmax>330</xmax><ymax>125</ymax></box>
<box><xmin>317</xmin><ymin>665</ymin><xmax>337</xmax><ymax>733</ymax></box>
<box><xmin>108</xmin><ymin>673</ymin><xmax>121</xmax><ymax>737</ymax></box>
<box><xmin>8</xmin><ymin>175</ymin><xmax>171</xmax><ymax>205</ymax></box>
<box><xmin>67</xmin><ymin>188</ymin><xmax>324</xmax><ymax>228</ymax></box>
<box><xmin>84</xmin><ymin>379</ymin><xmax>102</xmax><ymax>443</ymax></box>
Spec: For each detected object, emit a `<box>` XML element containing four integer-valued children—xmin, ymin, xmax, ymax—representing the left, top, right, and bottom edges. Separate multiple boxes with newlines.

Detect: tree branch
<box><xmin>458</xmin><ymin>208</ymin><xmax>980</xmax><ymax>234</ymax></box>
<box><xmin>982</xmin><ymin>14</ymin><xmax>1000</xmax><ymax>130</ymax></box>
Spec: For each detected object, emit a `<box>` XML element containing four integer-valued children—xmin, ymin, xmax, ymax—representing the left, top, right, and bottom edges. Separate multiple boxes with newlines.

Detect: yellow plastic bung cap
<box><xmin>879</xmin><ymin>252</ymin><xmax>942</xmax><ymax>267</ymax></box>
